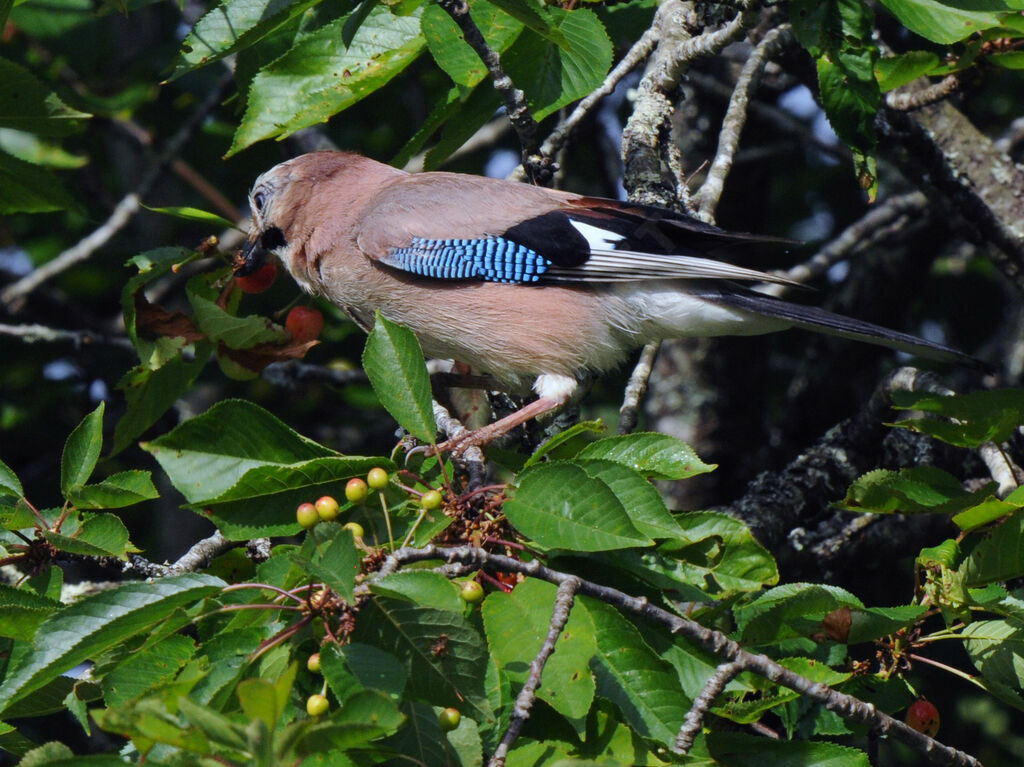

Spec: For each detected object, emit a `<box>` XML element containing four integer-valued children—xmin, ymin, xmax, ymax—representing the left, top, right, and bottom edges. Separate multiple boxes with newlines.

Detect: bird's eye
<box><xmin>253</xmin><ymin>191</ymin><xmax>266</xmax><ymax>212</ymax></box>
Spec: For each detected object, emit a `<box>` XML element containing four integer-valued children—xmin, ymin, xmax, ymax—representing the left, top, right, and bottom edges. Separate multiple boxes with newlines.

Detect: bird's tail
<box><xmin>705</xmin><ymin>290</ymin><xmax>988</xmax><ymax>371</ymax></box>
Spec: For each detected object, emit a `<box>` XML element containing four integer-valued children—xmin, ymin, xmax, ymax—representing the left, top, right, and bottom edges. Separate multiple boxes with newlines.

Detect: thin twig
<box><xmin>618</xmin><ymin>342</ymin><xmax>660</xmax><ymax>434</ymax></box>
<box><xmin>0</xmin><ymin>323</ymin><xmax>133</xmax><ymax>350</ymax></box>
<box><xmin>435</xmin><ymin>0</ymin><xmax>546</xmax><ymax>182</ymax></box>
<box><xmin>676</xmin><ymin>661</ymin><xmax>744</xmax><ymax>753</ymax></box>
<box><xmin>1</xmin><ymin>73</ymin><xmax>234</xmax><ymax>310</ymax></box>
<box><xmin>487</xmin><ymin>577</ymin><xmax>581</xmax><ymax>767</ymax></box>
<box><xmin>695</xmin><ymin>24</ymin><xmax>794</xmax><ymax>222</ymax></box>
<box><xmin>383</xmin><ymin>545</ymin><xmax>982</xmax><ymax>767</ymax></box>
<box><xmin>125</xmin><ymin>530</ymin><xmax>231</xmax><ymax>577</ymax></box>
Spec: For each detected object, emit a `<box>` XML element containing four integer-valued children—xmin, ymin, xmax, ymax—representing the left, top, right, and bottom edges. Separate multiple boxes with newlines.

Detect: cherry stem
<box><xmin>222</xmin><ymin>582</ymin><xmax>306</xmax><ymax>604</ymax></box>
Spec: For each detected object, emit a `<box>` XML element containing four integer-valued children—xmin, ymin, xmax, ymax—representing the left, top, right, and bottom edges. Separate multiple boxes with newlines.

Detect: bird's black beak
<box><xmin>235</xmin><ymin>234</ymin><xmax>266</xmax><ymax>276</ymax></box>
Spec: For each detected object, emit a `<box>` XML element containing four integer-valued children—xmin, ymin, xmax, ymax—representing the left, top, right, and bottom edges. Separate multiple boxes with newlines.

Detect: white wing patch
<box><xmin>570</xmin><ymin>219</ymin><xmax>626</xmax><ymax>249</ymax></box>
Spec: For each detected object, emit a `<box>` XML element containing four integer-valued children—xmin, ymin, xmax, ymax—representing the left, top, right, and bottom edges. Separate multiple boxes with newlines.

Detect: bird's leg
<box><xmin>433</xmin><ymin>396</ymin><xmax>564</xmax><ymax>458</ymax></box>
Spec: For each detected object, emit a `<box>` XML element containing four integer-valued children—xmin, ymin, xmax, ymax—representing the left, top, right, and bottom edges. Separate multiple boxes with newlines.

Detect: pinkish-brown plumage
<box><xmin>238</xmin><ymin>151</ymin><xmax>981</xmax><ymax>452</ymax></box>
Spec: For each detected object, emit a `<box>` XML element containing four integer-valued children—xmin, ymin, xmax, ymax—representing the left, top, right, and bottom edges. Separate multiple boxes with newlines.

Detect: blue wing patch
<box><xmin>384</xmin><ymin>237</ymin><xmax>550</xmax><ymax>284</ymax></box>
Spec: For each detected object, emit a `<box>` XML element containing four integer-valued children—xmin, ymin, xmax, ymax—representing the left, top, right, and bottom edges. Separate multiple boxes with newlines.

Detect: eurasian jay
<box><xmin>237</xmin><ymin>151</ymin><xmax>980</xmax><ymax>453</ymax></box>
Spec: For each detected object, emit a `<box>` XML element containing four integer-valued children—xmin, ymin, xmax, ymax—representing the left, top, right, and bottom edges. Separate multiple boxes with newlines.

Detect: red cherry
<box><xmin>235</xmin><ymin>263</ymin><xmax>277</xmax><ymax>294</ymax></box>
<box><xmin>905</xmin><ymin>699</ymin><xmax>940</xmax><ymax>737</ymax></box>
<box><xmin>286</xmin><ymin>306</ymin><xmax>324</xmax><ymax>342</ymax></box>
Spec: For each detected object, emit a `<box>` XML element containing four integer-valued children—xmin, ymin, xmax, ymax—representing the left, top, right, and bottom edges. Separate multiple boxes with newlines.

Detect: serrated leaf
<box><xmin>0</xmin><ymin>58</ymin><xmax>90</xmax><ymax>136</ymax></box>
<box><xmin>960</xmin><ymin>509</ymin><xmax>1024</xmax><ymax>586</ymax></box>
<box><xmin>0</xmin><ymin>583</ymin><xmax>60</xmax><ymax>640</ymax></box>
<box><xmin>817</xmin><ymin>46</ymin><xmax>880</xmax><ymax>153</ymax></box>
<box><xmin>200</xmin><ymin>455</ymin><xmax>392</xmax><ymax>539</ymax></box>
<box><xmin>113</xmin><ymin>348</ymin><xmax>211</xmax><ymax>456</ymax></box>
<box><xmin>142</xmin><ymin>204</ymin><xmax>239</xmax><ymax>230</ymax></box>
<box><xmin>362</xmin><ymin>311</ymin><xmax>436</xmax><ymax>443</ymax></box>
<box><xmin>101</xmin><ymin>634</ymin><xmax>196</xmax><ymax>708</ymax></box>
<box><xmin>485</xmin><ymin>0</ymin><xmax>566</xmax><ymax>45</ymax></box>
<box><xmin>353</xmin><ymin>595</ymin><xmax>492</xmax><ymax>723</ymax></box>
<box><xmin>0</xmin><ymin>573</ymin><xmax>224</xmax><ymax>714</ymax></box>
<box><xmin>422</xmin><ymin>0</ymin><xmax>524</xmax><ymax>87</ymax></box>
<box><xmin>576</xmin><ymin>432</ymin><xmax>714</xmax><ymax>480</ymax></box>
<box><xmin>0</xmin><ymin>457</ymin><xmax>24</xmax><ymax>498</ymax></box>
<box><xmin>0</xmin><ymin>148</ymin><xmax>77</xmax><ymax>213</ymax></box>
<box><xmin>790</xmin><ymin>0</ymin><xmax>874</xmax><ymax>58</ymax></box>
<box><xmin>583</xmin><ymin>598</ymin><xmax>688</xmax><ymax>747</ymax></box>
<box><xmin>370</xmin><ymin>571</ymin><xmax>463</xmax><ymax>612</ymax></box>
<box><xmin>838</xmin><ymin>465</ymin><xmax>987</xmax><ymax>515</ymax></box>
<box><xmin>502</xmin><ymin>6</ymin><xmax>612</xmax><ymax>120</ymax></box>
<box><xmin>290</xmin><ymin>523</ymin><xmax>361</xmax><ymax>602</ymax></box>
<box><xmin>890</xmin><ymin>388</ymin><xmax>1024</xmax><ymax>447</ymax></box>
<box><xmin>878</xmin><ymin>0</ymin><xmax>1015</xmax><ymax>43</ymax></box>
<box><xmin>482</xmin><ymin>579</ymin><xmax>596</xmax><ymax>719</ymax></box>
<box><xmin>60</xmin><ymin>403</ymin><xmax>105</xmax><ymax>495</ymax></box>
<box><xmin>66</xmin><ymin>470</ymin><xmax>159</xmax><ymax>509</ymax></box>
<box><xmin>609</xmin><ymin>511</ymin><xmax>778</xmax><ymax>599</ymax></box>
<box><xmin>523</xmin><ymin>419</ymin><xmax>605</xmax><ymax>468</ymax></box>
<box><xmin>707</xmin><ymin>730</ymin><xmax>870</xmax><ymax>766</ymax></box>
<box><xmin>43</xmin><ymin>512</ymin><xmax>137</xmax><ymax>559</ymax></box>
<box><xmin>188</xmin><ymin>291</ymin><xmax>290</xmax><ymax>349</ymax></box>
<box><xmin>734</xmin><ymin>584</ymin><xmax>863</xmax><ymax>645</ymax></box>
<box><xmin>875</xmin><ymin>50</ymin><xmax>940</xmax><ymax>91</ymax></box>
<box><xmin>172</xmin><ymin>0</ymin><xmax>325</xmax><ymax>78</ymax></box>
<box><xmin>143</xmin><ymin>399</ymin><xmax>338</xmax><ymax>503</ymax></box>
<box><xmin>962</xmin><ymin>619</ymin><xmax>1024</xmax><ymax>702</ymax></box>
<box><xmin>326</xmin><ymin>642</ymin><xmax>407</xmax><ymax>701</ymax></box>
<box><xmin>230</xmin><ymin>6</ymin><xmax>425</xmax><ymax>155</ymax></box>
<box><xmin>575</xmin><ymin>459</ymin><xmax>681</xmax><ymax>539</ymax></box>
<box><xmin>504</xmin><ymin>463</ymin><xmax>652</xmax><ymax>551</ymax></box>
<box><xmin>293</xmin><ymin>689</ymin><xmax>404</xmax><ymax>753</ymax></box>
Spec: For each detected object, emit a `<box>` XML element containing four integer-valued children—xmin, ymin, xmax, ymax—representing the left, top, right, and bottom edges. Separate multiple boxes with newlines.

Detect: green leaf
<box><xmin>734</xmin><ymin>584</ymin><xmax>863</xmax><ymax>645</ymax></box>
<box><xmin>290</xmin><ymin>523</ymin><xmax>361</xmax><ymax>602</ymax></box>
<box><xmin>43</xmin><ymin>512</ymin><xmax>137</xmax><ymax>559</ymax></box>
<box><xmin>790</xmin><ymin>0</ymin><xmax>874</xmax><ymax>58</ymax></box>
<box><xmin>143</xmin><ymin>399</ymin><xmax>338</xmax><ymax>504</ymax></box>
<box><xmin>113</xmin><ymin>348</ymin><xmax>211</xmax><ymax>456</ymax></box>
<box><xmin>504</xmin><ymin>463</ymin><xmax>652</xmax><ymax>551</ymax></box>
<box><xmin>960</xmin><ymin>509</ymin><xmax>1024</xmax><ymax>586</ymax></box>
<box><xmin>0</xmin><ymin>58</ymin><xmax>90</xmax><ymax>136</ymax></box>
<box><xmin>990</xmin><ymin>50</ymin><xmax>1024</xmax><ymax>69</ymax></box>
<box><xmin>362</xmin><ymin>312</ymin><xmax>437</xmax><ymax>443</ymax></box>
<box><xmin>890</xmin><ymin>388</ymin><xmax>1024</xmax><ymax>447</ymax></box>
<box><xmin>484</xmin><ymin>0</ymin><xmax>566</xmax><ymax>45</ymax></box>
<box><xmin>707</xmin><ymin>730</ymin><xmax>870</xmax><ymax>766</ymax></box>
<box><xmin>575</xmin><ymin>459</ymin><xmax>681</xmax><ymax>539</ymax></box>
<box><xmin>482</xmin><ymin>579</ymin><xmax>597</xmax><ymax>720</ymax></box>
<box><xmin>370</xmin><ymin>570</ymin><xmax>463</xmax><ymax>612</ymax></box>
<box><xmin>172</xmin><ymin>0</ymin><xmax>325</xmax><ymax>78</ymax></box>
<box><xmin>838</xmin><ymin>465</ymin><xmax>988</xmax><ymax>515</ymax></box>
<box><xmin>584</xmin><ymin>598</ymin><xmax>688</xmax><ymax>747</ymax></box>
<box><xmin>875</xmin><ymin>50</ymin><xmax>941</xmax><ymax>91</ymax></box>
<box><xmin>101</xmin><ymin>634</ymin><xmax>196</xmax><ymax>708</ymax></box>
<box><xmin>230</xmin><ymin>6</ymin><xmax>425</xmax><ymax>155</ymax></box>
<box><xmin>0</xmin><ymin>458</ymin><xmax>24</xmax><ymax>498</ymax></box>
<box><xmin>953</xmin><ymin>490</ymin><xmax>1024</xmax><ymax>532</ymax></box>
<box><xmin>422</xmin><ymin>0</ymin><xmax>524</xmax><ymax>87</ymax></box>
<box><xmin>325</xmin><ymin>642</ymin><xmax>407</xmax><ymax>701</ymax></box>
<box><xmin>353</xmin><ymin>596</ymin><xmax>492</xmax><ymax>723</ymax></box>
<box><xmin>141</xmin><ymin>204</ymin><xmax>239</xmax><ymax>230</ymax></box>
<box><xmin>962</xmin><ymin>619</ymin><xmax>1024</xmax><ymax>700</ymax></box>
<box><xmin>0</xmin><ymin>148</ymin><xmax>77</xmax><ymax>213</ymax></box>
<box><xmin>0</xmin><ymin>573</ymin><xmax>224</xmax><ymax>714</ymax></box>
<box><xmin>576</xmin><ymin>432</ymin><xmax>715</xmax><ymax>480</ymax></box>
<box><xmin>0</xmin><ymin>584</ymin><xmax>60</xmax><ymax>640</ymax></box>
<box><xmin>188</xmin><ymin>290</ymin><xmax>290</xmax><ymax>349</ymax></box>
<box><xmin>199</xmin><ymin>455</ymin><xmax>392</xmax><ymax>539</ymax></box>
<box><xmin>60</xmin><ymin>402</ymin><xmax>105</xmax><ymax>496</ymax></box>
<box><xmin>66</xmin><ymin>470</ymin><xmax>159</xmax><ymax>509</ymax></box>
<box><xmin>502</xmin><ymin>7</ymin><xmax>612</xmax><ymax>121</ymax></box>
<box><xmin>293</xmin><ymin>689</ymin><xmax>404</xmax><ymax>754</ymax></box>
<box><xmin>523</xmin><ymin>419</ymin><xmax>605</xmax><ymax>468</ymax></box>
<box><xmin>610</xmin><ymin>511</ymin><xmax>778</xmax><ymax>599</ymax></box>
<box><xmin>877</xmin><ymin>0</ymin><xmax>1016</xmax><ymax>43</ymax></box>
<box><xmin>817</xmin><ymin>46</ymin><xmax>880</xmax><ymax>153</ymax></box>
<box><xmin>847</xmin><ymin>604</ymin><xmax>928</xmax><ymax>644</ymax></box>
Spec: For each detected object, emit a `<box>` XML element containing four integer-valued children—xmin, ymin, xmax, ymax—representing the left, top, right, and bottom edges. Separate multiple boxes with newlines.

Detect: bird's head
<box><xmin>236</xmin><ymin>163</ymin><xmax>291</xmax><ymax>277</ymax></box>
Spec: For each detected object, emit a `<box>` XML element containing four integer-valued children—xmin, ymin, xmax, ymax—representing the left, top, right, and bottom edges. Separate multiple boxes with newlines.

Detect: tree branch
<box><xmin>1</xmin><ymin>73</ymin><xmax>235</xmax><ymax>311</ymax></box>
<box><xmin>676</xmin><ymin>661</ymin><xmax>743</xmax><ymax>753</ymax></box>
<box><xmin>383</xmin><ymin>545</ymin><xmax>983</xmax><ymax>767</ymax></box>
<box><xmin>487</xmin><ymin>577</ymin><xmax>581</xmax><ymax>767</ymax></box>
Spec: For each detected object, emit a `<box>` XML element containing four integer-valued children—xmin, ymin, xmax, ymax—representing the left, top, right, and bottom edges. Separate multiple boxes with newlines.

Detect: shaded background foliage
<box><xmin>2</xmin><ymin>0</ymin><xmax>1024</xmax><ymax>763</ymax></box>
